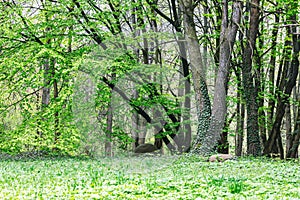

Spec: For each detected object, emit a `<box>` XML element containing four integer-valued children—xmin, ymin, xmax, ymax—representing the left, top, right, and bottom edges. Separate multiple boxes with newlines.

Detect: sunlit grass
<box><xmin>0</xmin><ymin>155</ymin><xmax>299</xmax><ymax>199</ymax></box>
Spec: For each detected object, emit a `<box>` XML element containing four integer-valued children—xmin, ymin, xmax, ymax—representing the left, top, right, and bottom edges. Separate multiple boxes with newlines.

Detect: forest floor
<box><xmin>0</xmin><ymin>155</ymin><xmax>299</xmax><ymax>199</ymax></box>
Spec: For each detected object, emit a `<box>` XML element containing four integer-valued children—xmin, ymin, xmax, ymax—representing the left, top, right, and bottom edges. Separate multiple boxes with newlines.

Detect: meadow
<box><xmin>0</xmin><ymin>155</ymin><xmax>299</xmax><ymax>199</ymax></box>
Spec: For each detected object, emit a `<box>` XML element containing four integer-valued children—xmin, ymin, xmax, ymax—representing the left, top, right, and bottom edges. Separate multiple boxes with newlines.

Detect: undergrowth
<box><xmin>0</xmin><ymin>155</ymin><xmax>299</xmax><ymax>199</ymax></box>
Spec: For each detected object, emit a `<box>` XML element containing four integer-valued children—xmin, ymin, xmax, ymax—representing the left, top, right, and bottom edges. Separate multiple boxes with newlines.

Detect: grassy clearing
<box><xmin>0</xmin><ymin>155</ymin><xmax>299</xmax><ymax>199</ymax></box>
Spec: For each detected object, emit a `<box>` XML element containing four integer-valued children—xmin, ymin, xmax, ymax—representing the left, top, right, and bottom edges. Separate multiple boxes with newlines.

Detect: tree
<box><xmin>241</xmin><ymin>0</ymin><xmax>262</xmax><ymax>156</ymax></box>
<box><xmin>265</xmin><ymin>0</ymin><xmax>299</xmax><ymax>158</ymax></box>
<box><xmin>191</xmin><ymin>0</ymin><xmax>242</xmax><ymax>155</ymax></box>
<box><xmin>0</xmin><ymin>0</ymin><xmax>299</xmax><ymax>158</ymax></box>
<box><xmin>180</xmin><ymin>0</ymin><xmax>211</xmax><ymax>152</ymax></box>
<box><xmin>0</xmin><ymin>0</ymin><xmax>82</xmax><ymax>155</ymax></box>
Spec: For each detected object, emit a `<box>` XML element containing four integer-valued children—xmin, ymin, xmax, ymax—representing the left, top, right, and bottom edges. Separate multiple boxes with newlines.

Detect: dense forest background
<box><xmin>0</xmin><ymin>0</ymin><xmax>299</xmax><ymax>159</ymax></box>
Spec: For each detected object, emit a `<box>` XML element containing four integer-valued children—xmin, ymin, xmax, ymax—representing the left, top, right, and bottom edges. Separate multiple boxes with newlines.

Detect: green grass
<box><xmin>0</xmin><ymin>155</ymin><xmax>299</xmax><ymax>199</ymax></box>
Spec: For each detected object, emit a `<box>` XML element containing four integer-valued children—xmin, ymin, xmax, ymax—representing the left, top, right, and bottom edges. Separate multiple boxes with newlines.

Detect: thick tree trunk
<box><xmin>242</xmin><ymin>0</ymin><xmax>261</xmax><ymax>156</ymax></box>
<box><xmin>195</xmin><ymin>0</ymin><xmax>242</xmax><ymax>155</ymax></box>
<box><xmin>180</xmin><ymin>0</ymin><xmax>211</xmax><ymax>152</ymax></box>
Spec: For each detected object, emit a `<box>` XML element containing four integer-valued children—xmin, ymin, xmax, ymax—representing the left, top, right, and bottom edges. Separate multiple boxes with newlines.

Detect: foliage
<box><xmin>80</xmin><ymin>42</ymin><xmax>188</xmax><ymax>152</ymax></box>
<box><xmin>0</xmin><ymin>0</ymin><xmax>299</xmax><ymax>157</ymax></box>
<box><xmin>0</xmin><ymin>156</ymin><xmax>299</xmax><ymax>199</ymax></box>
<box><xmin>0</xmin><ymin>0</ymin><xmax>87</xmax><ymax>155</ymax></box>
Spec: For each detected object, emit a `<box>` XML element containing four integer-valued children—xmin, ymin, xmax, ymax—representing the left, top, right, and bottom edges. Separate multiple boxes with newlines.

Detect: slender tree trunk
<box><xmin>105</xmin><ymin>72</ymin><xmax>115</xmax><ymax>157</ymax></box>
<box><xmin>265</xmin><ymin>15</ymin><xmax>279</xmax><ymax>147</ymax></box>
<box><xmin>287</xmin><ymin>104</ymin><xmax>300</xmax><ymax>158</ymax></box>
<box><xmin>235</xmin><ymin>31</ymin><xmax>245</xmax><ymax>157</ymax></box>
<box><xmin>40</xmin><ymin>57</ymin><xmax>51</xmax><ymax>143</ymax></box>
<box><xmin>131</xmin><ymin>1</ymin><xmax>140</xmax><ymax>149</ymax></box>
<box><xmin>256</xmin><ymin>16</ymin><xmax>267</xmax><ymax>147</ymax></box>
<box><xmin>105</xmin><ymin>99</ymin><xmax>113</xmax><ymax>157</ymax></box>
<box><xmin>285</xmin><ymin>11</ymin><xmax>300</xmax><ymax>158</ymax></box>
<box><xmin>131</xmin><ymin>90</ymin><xmax>139</xmax><ymax>149</ymax></box>
<box><xmin>211</xmin><ymin>0</ymin><xmax>222</xmax><ymax>67</ymax></box>
<box><xmin>41</xmin><ymin>59</ymin><xmax>51</xmax><ymax>109</ymax></box>
<box><xmin>52</xmin><ymin>60</ymin><xmax>60</xmax><ymax>143</ymax></box>
<box><xmin>138</xmin><ymin>118</ymin><xmax>147</xmax><ymax>145</ymax></box>
<box><xmin>264</xmin><ymin>12</ymin><xmax>299</xmax><ymax>157</ymax></box>
<box><xmin>146</xmin><ymin>0</ymin><xmax>192</xmax><ymax>152</ymax></box>
<box><xmin>202</xmin><ymin>0</ymin><xmax>208</xmax><ymax>79</ymax></box>
<box><xmin>219</xmin><ymin>112</ymin><xmax>236</xmax><ymax>154</ymax></box>
<box><xmin>41</xmin><ymin>1</ymin><xmax>51</xmax><ymax>112</ymax></box>
<box><xmin>285</xmin><ymin>104</ymin><xmax>292</xmax><ymax>156</ymax></box>
<box><xmin>177</xmin><ymin>39</ymin><xmax>192</xmax><ymax>153</ymax></box>
<box><xmin>172</xmin><ymin>1</ymin><xmax>192</xmax><ymax>152</ymax></box>
<box><xmin>236</xmin><ymin>93</ymin><xmax>245</xmax><ymax>156</ymax></box>
<box><xmin>40</xmin><ymin>9</ymin><xmax>52</xmax><ymax>139</ymax></box>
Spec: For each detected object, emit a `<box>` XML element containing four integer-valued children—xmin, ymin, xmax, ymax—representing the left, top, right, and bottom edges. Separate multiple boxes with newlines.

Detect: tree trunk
<box><xmin>285</xmin><ymin>104</ymin><xmax>292</xmax><ymax>156</ymax></box>
<box><xmin>40</xmin><ymin>57</ymin><xmax>51</xmax><ymax>149</ymax></box>
<box><xmin>147</xmin><ymin>0</ymin><xmax>192</xmax><ymax>153</ymax></box>
<box><xmin>180</xmin><ymin>0</ymin><xmax>211</xmax><ymax>152</ymax></box>
<box><xmin>236</xmin><ymin>95</ymin><xmax>245</xmax><ymax>156</ymax></box>
<box><xmin>195</xmin><ymin>0</ymin><xmax>242</xmax><ymax>155</ymax></box>
<box><xmin>234</xmin><ymin>66</ymin><xmax>245</xmax><ymax>156</ymax></box>
<box><xmin>287</xmin><ymin>104</ymin><xmax>300</xmax><ymax>158</ymax></box>
<box><xmin>264</xmin><ymin>13</ymin><xmax>299</xmax><ymax>157</ymax></box>
<box><xmin>266</xmin><ymin>15</ymin><xmax>280</xmax><ymax>147</ymax></box>
<box><xmin>286</xmin><ymin>25</ymin><xmax>300</xmax><ymax>158</ymax></box>
<box><xmin>52</xmin><ymin>60</ymin><xmax>60</xmax><ymax>143</ymax></box>
<box><xmin>242</xmin><ymin>0</ymin><xmax>261</xmax><ymax>156</ymax></box>
<box><xmin>131</xmin><ymin>90</ymin><xmax>139</xmax><ymax>149</ymax></box>
<box><xmin>105</xmin><ymin>98</ymin><xmax>113</xmax><ymax>157</ymax></box>
<box><xmin>41</xmin><ymin>59</ymin><xmax>51</xmax><ymax>110</ymax></box>
<box><xmin>177</xmin><ymin>39</ymin><xmax>192</xmax><ymax>153</ymax></box>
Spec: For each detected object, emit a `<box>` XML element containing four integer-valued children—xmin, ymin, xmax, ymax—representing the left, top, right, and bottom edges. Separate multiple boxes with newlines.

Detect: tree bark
<box><xmin>180</xmin><ymin>0</ymin><xmax>211</xmax><ymax>152</ymax></box>
<box><xmin>287</xmin><ymin>104</ymin><xmax>300</xmax><ymax>158</ymax></box>
<box><xmin>234</xmin><ymin>66</ymin><xmax>245</xmax><ymax>156</ymax></box>
<box><xmin>195</xmin><ymin>0</ymin><xmax>242</xmax><ymax>155</ymax></box>
<box><xmin>285</xmin><ymin>104</ymin><xmax>292</xmax><ymax>156</ymax></box>
<box><xmin>177</xmin><ymin>39</ymin><xmax>192</xmax><ymax>153</ymax></box>
<box><xmin>242</xmin><ymin>0</ymin><xmax>261</xmax><ymax>156</ymax></box>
